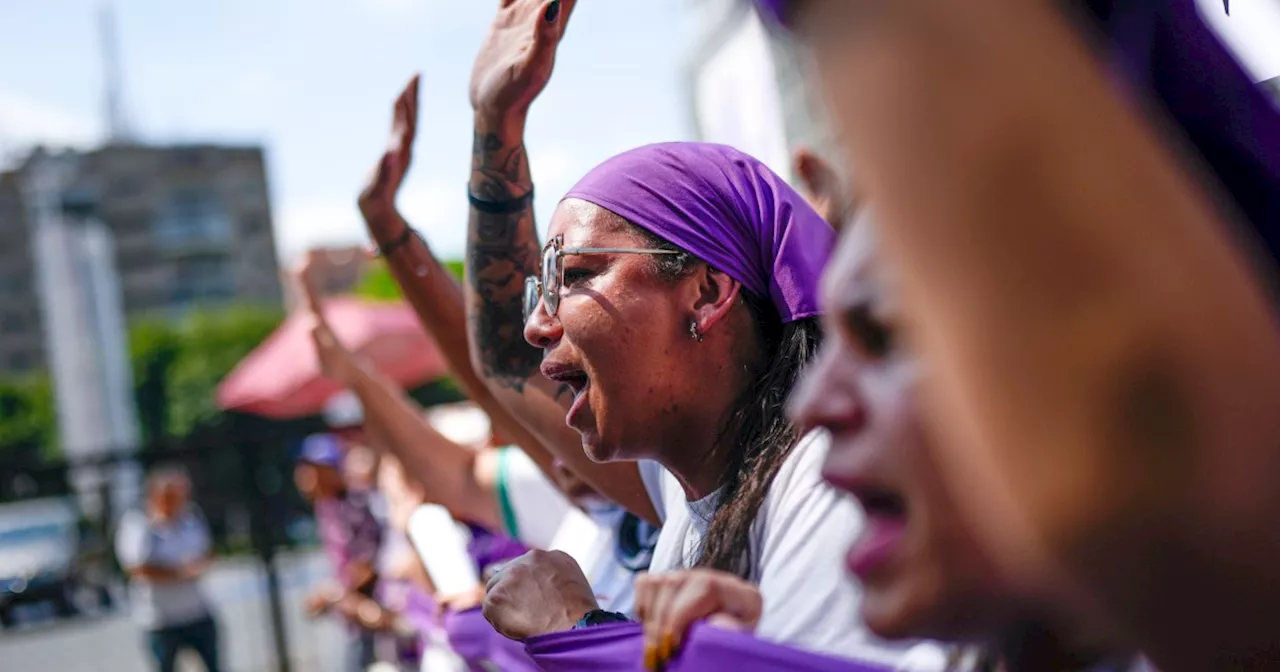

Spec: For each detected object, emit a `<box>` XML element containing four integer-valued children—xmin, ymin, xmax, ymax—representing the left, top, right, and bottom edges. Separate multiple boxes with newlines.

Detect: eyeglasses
<box><xmin>523</xmin><ymin>234</ymin><xmax>680</xmax><ymax>321</ymax></box>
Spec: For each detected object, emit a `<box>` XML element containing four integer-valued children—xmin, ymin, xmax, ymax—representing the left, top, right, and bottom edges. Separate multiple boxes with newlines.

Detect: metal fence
<box><xmin>0</xmin><ymin>414</ymin><xmax>350</xmax><ymax>672</ymax></box>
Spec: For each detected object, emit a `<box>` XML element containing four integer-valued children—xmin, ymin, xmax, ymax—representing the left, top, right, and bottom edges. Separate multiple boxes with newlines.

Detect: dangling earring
<box><xmin>689</xmin><ymin>321</ymin><xmax>703</xmax><ymax>342</ymax></box>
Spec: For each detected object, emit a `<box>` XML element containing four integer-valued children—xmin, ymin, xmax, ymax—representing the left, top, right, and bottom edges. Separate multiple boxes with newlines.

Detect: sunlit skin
<box><xmin>294</xmin><ymin>463</ymin><xmax>343</xmax><ymax>504</ymax></box>
<box><xmin>148</xmin><ymin>476</ymin><xmax>191</xmax><ymax>522</ymax></box>
<box><xmin>522</xmin><ymin>199</ymin><xmax>755</xmax><ymax>500</ymax></box>
<box><xmin>789</xmin><ymin>221</ymin><xmax>1009</xmax><ymax>641</ymax></box>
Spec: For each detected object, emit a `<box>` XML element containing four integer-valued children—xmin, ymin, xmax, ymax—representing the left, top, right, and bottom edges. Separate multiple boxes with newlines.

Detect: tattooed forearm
<box><xmin>466</xmin><ymin>128</ymin><xmax>543</xmax><ymax>390</ymax></box>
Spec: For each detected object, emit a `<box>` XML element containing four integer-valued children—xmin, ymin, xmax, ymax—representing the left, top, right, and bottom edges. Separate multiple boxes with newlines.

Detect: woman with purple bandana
<box><xmin>450</xmin><ymin>1</ymin><xmax>930</xmax><ymax>667</ymax></box>
<box><xmin>756</xmin><ymin>0</ymin><xmax>1280</xmax><ymax>669</ymax></box>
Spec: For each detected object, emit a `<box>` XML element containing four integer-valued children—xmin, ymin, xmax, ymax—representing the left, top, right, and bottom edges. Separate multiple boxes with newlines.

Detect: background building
<box><xmin>0</xmin><ymin>143</ymin><xmax>283</xmax><ymax>377</ymax></box>
<box><xmin>683</xmin><ymin>0</ymin><xmax>841</xmax><ymax>186</ymax></box>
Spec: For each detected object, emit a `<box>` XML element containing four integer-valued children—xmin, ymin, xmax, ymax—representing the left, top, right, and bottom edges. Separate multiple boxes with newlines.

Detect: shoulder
<box><xmin>753</xmin><ymin>430</ymin><xmax>860</xmax><ymax>570</ymax></box>
<box><xmin>762</xmin><ymin>430</ymin><xmax>833</xmax><ymax>508</ymax></box>
<box><xmin>117</xmin><ymin>508</ymin><xmax>147</xmax><ymax>529</ymax></box>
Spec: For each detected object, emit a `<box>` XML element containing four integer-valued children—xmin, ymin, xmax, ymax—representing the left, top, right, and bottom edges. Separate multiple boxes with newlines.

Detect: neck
<box><xmin>658</xmin><ymin>331</ymin><xmax>759</xmax><ymax>501</ymax></box>
<box><xmin>657</xmin><ymin>420</ymin><xmax>732</xmax><ymax>501</ymax></box>
<box><xmin>990</xmin><ymin>619</ymin><xmax>1130</xmax><ymax>672</ymax></box>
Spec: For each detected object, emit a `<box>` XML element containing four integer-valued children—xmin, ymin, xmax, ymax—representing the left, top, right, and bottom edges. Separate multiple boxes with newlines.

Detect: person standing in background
<box><xmin>115</xmin><ymin>466</ymin><xmax>220</xmax><ymax>672</ymax></box>
<box><xmin>295</xmin><ymin>433</ymin><xmax>386</xmax><ymax>672</ymax></box>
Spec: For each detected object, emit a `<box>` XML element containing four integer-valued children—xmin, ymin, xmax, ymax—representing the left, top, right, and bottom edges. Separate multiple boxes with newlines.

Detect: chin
<box><xmin>579</xmin><ymin>431</ymin><xmax>620</xmax><ymax>463</ymax></box>
<box><xmin>862</xmin><ymin>583</ymin><xmax>982</xmax><ymax>643</ymax></box>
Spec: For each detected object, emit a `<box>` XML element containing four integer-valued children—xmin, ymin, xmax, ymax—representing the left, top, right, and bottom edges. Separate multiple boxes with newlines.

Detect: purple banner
<box><xmin>442</xmin><ymin>607</ymin><xmax>542</xmax><ymax>672</ymax></box>
<box><xmin>525</xmin><ymin>622</ymin><xmax>891</xmax><ymax>672</ymax></box>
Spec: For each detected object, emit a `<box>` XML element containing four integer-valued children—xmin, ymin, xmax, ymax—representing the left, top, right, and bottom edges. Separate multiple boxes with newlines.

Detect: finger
<box><xmin>404</xmin><ymin>74</ymin><xmax>420</xmax><ymax>146</ymax></box>
<box><xmin>677</xmin><ymin>575</ymin><xmax>762</xmax><ymax>635</ymax></box>
<box><xmin>647</xmin><ymin>579</ymin><xmax>678</xmax><ymax>667</ymax></box>
<box><xmin>633</xmin><ymin>572</ymin><xmax>654</xmax><ymax>624</ymax></box>
<box><xmin>532</xmin><ymin>0</ymin><xmax>562</xmax><ymax>54</ymax></box>
<box><xmin>557</xmin><ymin>0</ymin><xmax>578</xmax><ymax>37</ymax></box>
<box><xmin>297</xmin><ymin>263</ymin><xmax>325</xmax><ymax>318</ymax></box>
<box><xmin>664</xmin><ymin>578</ymin><xmax>721</xmax><ymax>650</ymax></box>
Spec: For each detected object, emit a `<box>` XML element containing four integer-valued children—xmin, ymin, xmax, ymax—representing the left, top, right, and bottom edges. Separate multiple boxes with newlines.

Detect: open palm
<box><xmin>358</xmin><ymin>75</ymin><xmax>418</xmax><ymax>233</ymax></box>
<box><xmin>469</xmin><ymin>0</ymin><xmax>577</xmax><ymax>116</ymax></box>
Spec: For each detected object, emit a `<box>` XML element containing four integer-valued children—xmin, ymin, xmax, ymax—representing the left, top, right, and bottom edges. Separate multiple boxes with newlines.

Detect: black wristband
<box><xmin>375</xmin><ymin>226</ymin><xmax>420</xmax><ymax>258</ymax></box>
<box><xmin>573</xmin><ymin>609</ymin><xmax>631</xmax><ymax>630</ymax></box>
<box><xmin>468</xmin><ymin>186</ymin><xmax>534</xmax><ymax>214</ymax></box>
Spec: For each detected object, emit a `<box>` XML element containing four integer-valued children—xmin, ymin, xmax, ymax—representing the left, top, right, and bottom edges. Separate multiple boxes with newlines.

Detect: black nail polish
<box><xmin>545</xmin><ymin>0</ymin><xmax>560</xmax><ymax>23</ymax></box>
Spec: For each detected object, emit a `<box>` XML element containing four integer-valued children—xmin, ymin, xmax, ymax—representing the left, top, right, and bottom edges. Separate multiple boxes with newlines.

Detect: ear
<box><xmin>793</xmin><ymin>147</ymin><xmax>841</xmax><ymax>228</ymax></box>
<box><xmin>689</xmin><ymin>265</ymin><xmax>743</xmax><ymax>337</ymax></box>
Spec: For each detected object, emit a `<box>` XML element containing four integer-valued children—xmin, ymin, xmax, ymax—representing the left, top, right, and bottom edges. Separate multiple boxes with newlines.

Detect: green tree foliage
<box><xmin>0</xmin><ymin>375</ymin><xmax>57</xmax><ymax>463</ymax></box>
<box><xmin>354</xmin><ymin>259</ymin><xmax>465</xmax><ymax>301</ymax></box>
<box><xmin>132</xmin><ymin>305</ymin><xmax>284</xmax><ymax>438</ymax></box>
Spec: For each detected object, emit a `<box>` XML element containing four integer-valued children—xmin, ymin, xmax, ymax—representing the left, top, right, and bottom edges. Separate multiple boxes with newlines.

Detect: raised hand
<box><xmin>295</xmin><ymin>252</ymin><xmax>361</xmax><ymax>384</ymax></box>
<box><xmin>469</xmin><ymin>0</ymin><xmax>577</xmax><ymax>121</ymax></box>
<box><xmin>359</xmin><ymin>74</ymin><xmax>419</xmax><ymax>239</ymax></box>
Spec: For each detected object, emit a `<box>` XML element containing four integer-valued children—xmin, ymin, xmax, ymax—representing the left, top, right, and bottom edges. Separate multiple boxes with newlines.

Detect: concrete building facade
<box><xmin>0</xmin><ymin>143</ymin><xmax>283</xmax><ymax>377</ymax></box>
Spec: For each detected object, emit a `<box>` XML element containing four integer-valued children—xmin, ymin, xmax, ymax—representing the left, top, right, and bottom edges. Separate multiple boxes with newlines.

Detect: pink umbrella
<box><xmin>216</xmin><ymin>297</ymin><xmax>448</xmax><ymax>419</ymax></box>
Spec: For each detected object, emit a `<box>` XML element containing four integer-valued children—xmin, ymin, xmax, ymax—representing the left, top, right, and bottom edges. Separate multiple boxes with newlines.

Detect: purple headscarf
<box><xmin>564</xmin><ymin>142</ymin><xmax>834</xmax><ymax>323</ymax></box>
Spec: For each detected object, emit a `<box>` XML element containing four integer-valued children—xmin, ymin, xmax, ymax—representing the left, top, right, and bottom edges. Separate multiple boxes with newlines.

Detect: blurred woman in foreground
<box><xmin>760</xmin><ymin>0</ymin><xmax>1280</xmax><ymax>668</ymax></box>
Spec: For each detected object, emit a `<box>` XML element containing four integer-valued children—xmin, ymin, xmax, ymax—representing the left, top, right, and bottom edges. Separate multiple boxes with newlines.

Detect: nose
<box><xmin>523</xmin><ymin>298</ymin><xmax>564</xmax><ymax>349</ymax></box>
<box><xmin>788</xmin><ymin>342</ymin><xmax>869</xmax><ymax>437</ymax></box>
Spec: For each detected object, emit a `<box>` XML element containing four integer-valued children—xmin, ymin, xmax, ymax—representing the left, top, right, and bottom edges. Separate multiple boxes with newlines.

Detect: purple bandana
<box><xmin>524</xmin><ymin>622</ymin><xmax>891</xmax><ymax>672</ymax></box>
<box><xmin>564</xmin><ymin>142</ymin><xmax>835</xmax><ymax>323</ymax></box>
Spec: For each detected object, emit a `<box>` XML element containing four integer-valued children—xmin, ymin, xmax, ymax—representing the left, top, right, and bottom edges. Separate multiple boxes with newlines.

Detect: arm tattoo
<box><xmin>466</xmin><ymin>130</ymin><xmax>543</xmax><ymax>391</ymax></box>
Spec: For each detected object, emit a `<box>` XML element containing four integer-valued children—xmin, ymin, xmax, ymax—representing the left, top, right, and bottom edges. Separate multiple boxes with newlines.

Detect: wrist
<box><xmin>361</xmin><ymin>204</ymin><xmax>404</xmax><ymax>240</ymax></box>
<box><xmin>473</xmin><ymin>111</ymin><xmax>526</xmax><ymax>144</ymax></box>
<box><xmin>573</xmin><ymin>609</ymin><xmax>630</xmax><ymax>630</ymax></box>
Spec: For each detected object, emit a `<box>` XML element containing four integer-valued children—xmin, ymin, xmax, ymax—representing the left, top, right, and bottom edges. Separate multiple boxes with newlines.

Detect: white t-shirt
<box><xmin>114</xmin><ymin>507</ymin><xmax>213</xmax><ymax>629</ymax></box>
<box><xmin>495</xmin><ymin>447</ymin><xmax>638</xmax><ymax>615</ymax></box>
<box><xmin>406</xmin><ymin>504</ymin><xmax>481</xmax><ymax>597</ymax></box>
<box><xmin>638</xmin><ymin>431</ymin><xmax>946</xmax><ymax>669</ymax></box>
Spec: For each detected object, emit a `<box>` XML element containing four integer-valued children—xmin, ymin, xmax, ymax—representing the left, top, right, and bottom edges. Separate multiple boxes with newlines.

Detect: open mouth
<box><xmin>855</xmin><ymin>487</ymin><xmax>907</xmax><ymax>520</ymax></box>
<box><xmin>847</xmin><ymin>485</ymin><xmax>909</xmax><ymax>579</ymax></box>
<box><xmin>541</xmin><ymin>363</ymin><xmax>592</xmax><ymax>426</ymax></box>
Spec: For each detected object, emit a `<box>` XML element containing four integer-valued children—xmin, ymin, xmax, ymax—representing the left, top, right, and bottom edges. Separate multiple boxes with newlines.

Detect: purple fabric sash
<box><xmin>524</xmin><ymin>622</ymin><xmax>891</xmax><ymax>672</ymax></box>
<box><xmin>466</xmin><ymin>524</ymin><xmax>529</xmax><ymax>573</ymax></box>
<box><xmin>401</xmin><ymin>585</ymin><xmax>440</xmax><ymax>638</ymax></box>
<box><xmin>442</xmin><ymin>607</ymin><xmax>541</xmax><ymax>672</ymax></box>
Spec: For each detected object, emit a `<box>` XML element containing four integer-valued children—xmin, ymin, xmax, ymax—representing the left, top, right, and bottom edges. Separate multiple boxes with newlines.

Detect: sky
<box><xmin>1</xmin><ymin>0</ymin><xmax>1279</xmax><ymax>265</ymax></box>
<box><xmin>0</xmin><ymin>0</ymin><xmax>692</xmax><ymax>263</ymax></box>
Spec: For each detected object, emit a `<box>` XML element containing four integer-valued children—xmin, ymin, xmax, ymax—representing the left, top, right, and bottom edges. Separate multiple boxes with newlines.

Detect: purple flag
<box><xmin>443</xmin><ymin>607</ymin><xmax>542</xmax><ymax>672</ymax></box>
<box><xmin>524</xmin><ymin>622</ymin><xmax>892</xmax><ymax>672</ymax></box>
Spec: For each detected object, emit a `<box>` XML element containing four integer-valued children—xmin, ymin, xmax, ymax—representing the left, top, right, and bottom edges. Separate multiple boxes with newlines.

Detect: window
<box><xmin>6</xmin><ymin>351</ymin><xmax>30</xmax><ymax>372</ymax></box>
<box><xmin>169</xmin><ymin>255</ymin><xmax>237</xmax><ymax>310</ymax></box>
<box><xmin>153</xmin><ymin>188</ymin><xmax>234</xmax><ymax>249</ymax></box>
<box><xmin>1</xmin><ymin>312</ymin><xmax>28</xmax><ymax>335</ymax></box>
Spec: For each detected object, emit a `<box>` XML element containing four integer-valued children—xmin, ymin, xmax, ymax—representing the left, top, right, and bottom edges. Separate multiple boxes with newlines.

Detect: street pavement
<box><xmin>0</xmin><ymin>550</ymin><xmax>350</xmax><ymax>672</ymax></box>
